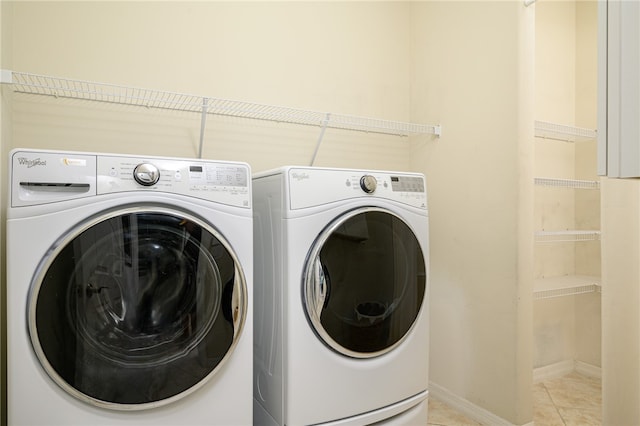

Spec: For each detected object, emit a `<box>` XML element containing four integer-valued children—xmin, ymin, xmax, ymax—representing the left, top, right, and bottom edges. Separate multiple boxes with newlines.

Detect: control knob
<box><xmin>360</xmin><ymin>175</ymin><xmax>377</xmax><ymax>193</ymax></box>
<box><xmin>133</xmin><ymin>163</ymin><xmax>160</xmax><ymax>186</ymax></box>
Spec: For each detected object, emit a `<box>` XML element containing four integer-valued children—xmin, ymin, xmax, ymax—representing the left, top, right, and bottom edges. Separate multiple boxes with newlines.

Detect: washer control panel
<box><xmin>10</xmin><ymin>150</ymin><xmax>251</xmax><ymax>208</ymax></box>
<box><xmin>97</xmin><ymin>156</ymin><xmax>250</xmax><ymax>208</ymax></box>
<box><xmin>288</xmin><ymin>167</ymin><xmax>426</xmax><ymax>210</ymax></box>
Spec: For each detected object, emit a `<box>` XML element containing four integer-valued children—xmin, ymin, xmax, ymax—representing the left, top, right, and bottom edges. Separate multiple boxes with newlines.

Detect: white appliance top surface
<box><xmin>10</xmin><ymin>149</ymin><xmax>251</xmax><ymax>209</ymax></box>
<box><xmin>275</xmin><ymin>166</ymin><xmax>427</xmax><ymax>211</ymax></box>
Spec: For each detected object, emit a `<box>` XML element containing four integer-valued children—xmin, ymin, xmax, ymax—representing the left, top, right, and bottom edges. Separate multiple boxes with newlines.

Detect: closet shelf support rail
<box><xmin>1</xmin><ymin>69</ymin><xmax>441</xmax><ymax>138</ymax></box>
<box><xmin>198</xmin><ymin>98</ymin><xmax>209</xmax><ymax>159</ymax></box>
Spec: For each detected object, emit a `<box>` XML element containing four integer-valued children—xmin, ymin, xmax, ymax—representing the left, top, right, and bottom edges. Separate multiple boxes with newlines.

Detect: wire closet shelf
<box><xmin>535</xmin><ymin>230</ymin><xmax>601</xmax><ymax>243</ymax></box>
<box><xmin>534</xmin><ymin>120</ymin><xmax>597</xmax><ymax>142</ymax></box>
<box><xmin>534</xmin><ymin>275</ymin><xmax>601</xmax><ymax>300</ymax></box>
<box><xmin>4</xmin><ymin>71</ymin><xmax>442</xmax><ymax>138</ymax></box>
<box><xmin>534</xmin><ymin>177</ymin><xmax>600</xmax><ymax>190</ymax></box>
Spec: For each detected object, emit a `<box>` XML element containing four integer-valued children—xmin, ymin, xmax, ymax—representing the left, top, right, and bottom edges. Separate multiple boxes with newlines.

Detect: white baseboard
<box><xmin>429</xmin><ymin>381</ymin><xmax>526</xmax><ymax>426</ymax></box>
<box><xmin>533</xmin><ymin>359</ymin><xmax>602</xmax><ymax>382</ymax></box>
<box><xmin>574</xmin><ymin>360</ymin><xmax>602</xmax><ymax>379</ymax></box>
<box><xmin>533</xmin><ymin>360</ymin><xmax>574</xmax><ymax>382</ymax></box>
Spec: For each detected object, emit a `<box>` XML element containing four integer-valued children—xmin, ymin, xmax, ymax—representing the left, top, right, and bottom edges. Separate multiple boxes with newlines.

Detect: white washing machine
<box><xmin>6</xmin><ymin>149</ymin><xmax>253</xmax><ymax>425</ymax></box>
<box><xmin>252</xmin><ymin>166</ymin><xmax>429</xmax><ymax>426</ymax></box>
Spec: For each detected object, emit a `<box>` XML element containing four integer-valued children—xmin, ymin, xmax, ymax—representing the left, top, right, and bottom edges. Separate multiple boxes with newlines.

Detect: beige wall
<box><xmin>12</xmin><ymin>2</ymin><xmax>411</xmax><ymax>117</ymax></box>
<box><xmin>574</xmin><ymin>0</ymin><xmax>601</xmax><ymax>368</ymax></box>
<box><xmin>601</xmin><ymin>179</ymin><xmax>640</xmax><ymax>425</ymax></box>
<box><xmin>410</xmin><ymin>2</ymin><xmax>534</xmax><ymax>424</ymax></box>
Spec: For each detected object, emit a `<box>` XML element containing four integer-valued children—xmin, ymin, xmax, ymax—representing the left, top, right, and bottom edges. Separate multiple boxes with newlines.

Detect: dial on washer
<box><xmin>360</xmin><ymin>175</ymin><xmax>377</xmax><ymax>193</ymax></box>
<box><xmin>133</xmin><ymin>163</ymin><xmax>160</xmax><ymax>186</ymax></box>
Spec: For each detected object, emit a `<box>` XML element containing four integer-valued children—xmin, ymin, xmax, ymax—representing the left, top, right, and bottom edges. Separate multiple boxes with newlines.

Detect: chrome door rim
<box><xmin>302</xmin><ymin>206</ymin><xmax>424</xmax><ymax>359</ymax></box>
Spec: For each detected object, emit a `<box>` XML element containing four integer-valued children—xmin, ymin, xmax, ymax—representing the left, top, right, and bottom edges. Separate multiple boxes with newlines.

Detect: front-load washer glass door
<box><xmin>28</xmin><ymin>207</ymin><xmax>247</xmax><ymax>410</ymax></box>
<box><xmin>304</xmin><ymin>207</ymin><xmax>426</xmax><ymax>358</ymax></box>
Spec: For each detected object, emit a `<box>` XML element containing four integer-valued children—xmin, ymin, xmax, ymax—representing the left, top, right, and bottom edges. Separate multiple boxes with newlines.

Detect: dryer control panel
<box><xmin>287</xmin><ymin>167</ymin><xmax>427</xmax><ymax>210</ymax></box>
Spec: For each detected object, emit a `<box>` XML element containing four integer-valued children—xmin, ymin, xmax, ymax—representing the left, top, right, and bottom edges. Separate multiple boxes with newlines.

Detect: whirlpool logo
<box><xmin>291</xmin><ymin>172</ymin><xmax>310</xmax><ymax>181</ymax></box>
<box><xmin>16</xmin><ymin>157</ymin><xmax>47</xmax><ymax>168</ymax></box>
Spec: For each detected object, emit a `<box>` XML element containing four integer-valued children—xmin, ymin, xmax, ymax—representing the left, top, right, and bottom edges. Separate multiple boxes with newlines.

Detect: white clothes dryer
<box><xmin>252</xmin><ymin>166</ymin><xmax>429</xmax><ymax>426</ymax></box>
<box><xmin>6</xmin><ymin>149</ymin><xmax>253</xmax><ymax>425</ymax></box>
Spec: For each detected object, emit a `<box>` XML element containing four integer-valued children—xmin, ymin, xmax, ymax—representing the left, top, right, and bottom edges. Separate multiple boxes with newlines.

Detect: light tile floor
<box><xmin>427</xmin><ymin>398</ymin><xmax>481</xmax><ymax>426</ymax></box>
<box><xmin>427</xmin><ymin>372</ymin><xmax>602</xmax><ymax>426</ymax></box>
<box><xmin>533</xmin><ymin>372</ymin><xmax>601</xmax><ymax>426</ymax></box>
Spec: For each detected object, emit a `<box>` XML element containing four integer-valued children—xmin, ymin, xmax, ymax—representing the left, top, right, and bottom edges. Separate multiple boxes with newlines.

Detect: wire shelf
<box><xmin>534</xmin><ymin>275</ymin><xmax>601</xmax><ymax>300</ymax></box>
<box><xmin>534</xmin><ymin>120</ymin><xmax>597</xmax><ymax>142</ymax></box>
<box><xmin>4</xmin><ymin>70</ymin><xmax>441</xmax><ymax>137</ymax></box>
<box><xmin>535</xmin><ymin>230</ymin><xmax>601</xmax><ymax>242</ymax></box>
<box><xmin>534</xmin><ymin>177</ymin><xmax>600</xmax><ymax>190</ymax></box>
<box><xmin>535</xmin><ymin>230</ymin><xmax>601</xmax><ymax>243</ymax></box>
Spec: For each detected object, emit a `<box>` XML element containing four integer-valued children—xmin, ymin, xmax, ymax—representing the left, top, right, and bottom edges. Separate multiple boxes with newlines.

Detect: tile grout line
<box><xmin>542</xmin><ymin>383</ymin><xmax>568</xmax><ymax>425</ymax></box>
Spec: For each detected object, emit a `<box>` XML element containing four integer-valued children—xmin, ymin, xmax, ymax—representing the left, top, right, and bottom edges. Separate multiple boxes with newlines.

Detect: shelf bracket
<box><xmin>198</xmin><ymin>97</ymin><xmax>209</xmax><ymax>159</ymax></box>
<box><xmin>0</xmin><ymin>69</ymin><xmax>13</xmax><ymax>84</ymax></box>
<box><xmin>310</xmin><ymin>112</ymin><xmax>331</xmax><ymax>166</ymax></box>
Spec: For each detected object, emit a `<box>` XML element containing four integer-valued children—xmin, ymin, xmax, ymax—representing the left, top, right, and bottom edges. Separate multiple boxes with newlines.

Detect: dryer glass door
<box><xmin>304</xmin><ymin>207</ymin><xmax>426</xmax><ymax>358</ymax></box>
<box><xmin>28</xmin><ymin>208</ymin><xmax>247</xmax><ymax>410</ymax></box>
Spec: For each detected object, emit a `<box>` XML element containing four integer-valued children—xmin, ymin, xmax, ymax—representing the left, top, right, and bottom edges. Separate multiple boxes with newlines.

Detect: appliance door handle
<box><xmin>312</xmin><ymin>257</ymin><xmax>328</xmax><ymax>319</ymax></box>
<box><xmin>231</xmin><ymin>268</ymin><xmax>245</xmax><ymax>335</ymax></box>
